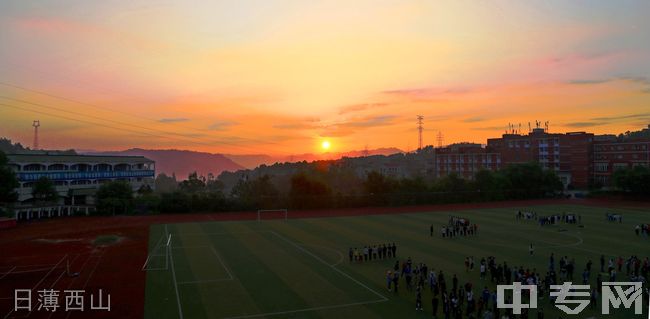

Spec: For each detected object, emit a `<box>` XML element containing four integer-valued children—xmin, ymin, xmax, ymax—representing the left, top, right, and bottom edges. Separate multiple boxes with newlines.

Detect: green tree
<box><xmin>363</xmin><ymin>171</ymin><xmax>398</xmax><ymax>205</ymax></box>
<box><xmin>179</xmin><ymin>172</ymin><xmax>206</xmax><ymax>193</ymax></box>
<box><xmin>0</xmin><ymin>151</ymin><xmax>19</xmax><ymax>204</ymax></box>
<box><xmin>96</xmin><ymin>180</ymin><xmax>134</xmax><ymax>215</ymax></box>
<box><xmin>230</xmin><ymin>175</ymin><xmax>279</xmax><ymax>209</ymax></box>
<box><xmin>613</xmin><ymin>165</ymin><xmax>650</xmax><ymax>196</ymax></box>
<box><xmin>396</xmin><ymin>176</ymin><xmax>429</xmax><ymax>205</ymax></box>
<box><xmin>32</xmin><ymin>176</ymin><xmax>58</xmax><ymax>202</ymax></box>
<box><xmin>289</xmin><ymin>172</ymin><xmax>332</xmax><ymax>209</ymax></box>
<box><xmin>155</xmin><ymin>173</ymin><xmax>178</xmax><ymax>193</ymax></box>
<box><xmin>159</xmin><ymin>191</ymin><xmax>191</xmax><ymax>213</ymax></box>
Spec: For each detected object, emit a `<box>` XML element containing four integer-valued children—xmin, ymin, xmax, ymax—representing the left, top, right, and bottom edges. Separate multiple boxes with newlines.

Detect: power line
<box><xmin>0</xmin><ymin>81</ymin><xmax>286</xmax><ymax>148</ymax></box>
<box><xmin>0</xmin><ymin>95</ymin><xmax>242</xmax><ymax>148</ymax></box>
<box><xmin>0</xmin><ymin>102</ymin><xmax>280</xmax><ymax>154</ymax></box>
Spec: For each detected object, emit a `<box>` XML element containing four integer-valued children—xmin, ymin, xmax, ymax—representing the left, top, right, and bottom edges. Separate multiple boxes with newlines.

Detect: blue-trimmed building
<box><xmin>7</xmin><ymin>154</ymin><xmax>155</xmax><ymax>218</ymax></box>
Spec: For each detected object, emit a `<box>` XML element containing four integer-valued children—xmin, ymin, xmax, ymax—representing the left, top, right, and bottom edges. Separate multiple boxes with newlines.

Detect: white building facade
<box><xmin>7</xmin><ymin>154</ymin><xmax>155</xmax><ymax>220</ymax></box>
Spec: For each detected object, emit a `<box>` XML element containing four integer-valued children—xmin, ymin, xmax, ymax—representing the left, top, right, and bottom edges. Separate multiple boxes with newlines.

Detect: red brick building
<box><xmin>486</xmin><ymin>128</ymin><xmax>594</xmax><ymax>188</ymax></box>
<box><xmin>593</xmin><ymin>136</ymin><xmax>650</xmax><ymax>186</ymax></box>
<box><xmin>434</xmin><ymin>143</ymin><xmax>501</xmax><ymax>179</ymax></box>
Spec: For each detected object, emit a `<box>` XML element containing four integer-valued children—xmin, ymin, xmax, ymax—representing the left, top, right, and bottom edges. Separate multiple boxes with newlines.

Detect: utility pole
<box><xmin>32</xmin><ymin>120</ymin><xmax>40</xmax><ymax>150</ymax></box>
<box><xmin>417</xmin><ymin>115</ymin><xmax>424</xmax><ymax>150</ymax></box>
<box><xmin>437</xmin><ymin>131</ymin><xmax>444</xmax><ymax>148</ymax></box>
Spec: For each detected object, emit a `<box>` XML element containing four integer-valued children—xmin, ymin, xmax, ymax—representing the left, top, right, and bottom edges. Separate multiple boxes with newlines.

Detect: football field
<box><xmin>143</xmin><ymin>204</ymin><xmax>648</xmax><ymax>318</ymax></box>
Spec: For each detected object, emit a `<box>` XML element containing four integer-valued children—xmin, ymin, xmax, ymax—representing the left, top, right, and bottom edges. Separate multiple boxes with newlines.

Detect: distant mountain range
<box><xmin>223</xmin><ymin>147</ymin><xmax>403</xmax><ymax>168</ymax></box>
<box><xmin>85</xmin><ymin>147</ymin><xmax>404</xmax><ymax>178</ymax></box>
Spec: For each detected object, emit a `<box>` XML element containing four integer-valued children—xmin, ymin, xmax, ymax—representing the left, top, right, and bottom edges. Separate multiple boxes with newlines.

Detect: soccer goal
<box><xmin>257</xmin><ymin>209</ymin><xmax>288</xmax><ymax>221</ymax></box>
<box><xmin>142</xmin><ymin>233</ymin><xmax>171</xmax><ymax>271</ymax></box>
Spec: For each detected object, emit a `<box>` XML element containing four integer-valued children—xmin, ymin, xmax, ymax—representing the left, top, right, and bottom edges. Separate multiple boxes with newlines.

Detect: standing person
<box><xmin>392</xmin><ymin>271</ymin><xmax>400</xmax><ymax>294</ymax></box>
<box><xmin>392</xmin><ymin>242</ymin><xmax>397</xmax><ymax>258</ymax></box>
<box><xmin>430</xmin><ymin>224</ymin><xmax>434</xmax><ymax>237</ymax></box>
<box><xmin>349</xmin><ymin>248</ymin><xmax>353</xmax><ymax>263</ymax></box>
<box><xmin>386</xmin><ymin>270</ymin><xmax>392</xmax><ymax>291</ymax></box>
<box><xmin>529</xmin><ymin>243</ymin><xmax>534</xmax><ymax>256</ymax></box>
<box><xmin>416</xmin><ymin>286</ymin><xmax>423</xmax><ymax>311</ymax></box>
<box><xmin>480</xmin><ymin>261</ymin><xmax>486</xmax><ymax>280</ymax></box>
<box><xmin>432</xmin><ymin>294</ymin><xmax>439</xmax><ymax>317</ymax></box>
<box><xmin>429</xmin><ymin>270</ymin><xmax>437</xmax><ymax>293</ymax></box>
<box><xmin>363</xmin><ymin>246</ymin><xmax>369</xmax><ymax>262</ymax></box>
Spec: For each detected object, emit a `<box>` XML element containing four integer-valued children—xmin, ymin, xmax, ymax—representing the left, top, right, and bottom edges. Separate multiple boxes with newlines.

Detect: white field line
<box><xmin>0</xmin><ymin>266</ymin><xmax>16</xmax><ymax>280</ymax></box>
<box><xmin>177</xmin><ymin>278</ymin><xmax>233</xmax><ymax>285</ymax></box>
<box><xmin>171</xmin><ymin>245</ymin><xmax>213</xmax><ymax>249</ymax></box>
<box><xmin>297</xmin><ymin>244</ymin><xmax>344</xmax><ymax>267</ymax></box>
<box><xmin>3</xmin><ymin>254</ymin><xmax>67</xmax><ymax>319</ymax></box>
<box><xmin>163</xmin><ymin>228</ymin><xmax>387</xmax><ymax>319</ymax></box>
<box><xmin>166</xmin><ymin>230</ymin><xmax>270</xmax><ymax>237</ymax></box>
<box><xmin>270</xmin><ymin>231</ymin><xmax>388</xmax><ymax>302</ymax></box>
<box><xmin>223</xmin><ymin>298</ymin><xmax>387</xmax><ymax>319</ymax></box>
<box><xmin>142</xmin><ymin>232</ymin><xmax>167</xmax><ymax>271</ymax></box>
<box><xmin>63</xmin><ymin>251</ymin><xmax>105</xmax><ymax>319</ymax></box>
<box><xmin>211</xmin><ymin>247</ymin><xmax>234</xmax><ymax>280</ymax></box>
<box><xmin>173</xmin><ymin>246</ymin><xmax>235</xmax><ymax>284</ymax></box>
<box><xmin>166</xmin><ymin>225</ymin><xmax>184</xmax><ymax>319</ymax></box>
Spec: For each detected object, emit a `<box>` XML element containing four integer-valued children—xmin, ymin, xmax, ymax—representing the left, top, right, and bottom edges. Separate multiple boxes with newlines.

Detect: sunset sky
<box><xmin>1</xmin><ymin>1</ymin><xmax>649</xmax><ymax>155</ymax></box>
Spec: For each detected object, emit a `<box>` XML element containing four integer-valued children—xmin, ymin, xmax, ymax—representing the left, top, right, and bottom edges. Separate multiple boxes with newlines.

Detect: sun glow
<box><xmin>321</xmin><ymin>140</ymin><xmax>331</xmax><ymax>151</ymax></box>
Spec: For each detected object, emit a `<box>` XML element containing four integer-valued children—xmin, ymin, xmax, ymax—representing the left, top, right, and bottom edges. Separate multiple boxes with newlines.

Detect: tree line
<box><xmin>6</xmin><ymin>147</ymin><xmax>646</xmax><ymax>216</ymax></box>
<box><xmin>131</xmin><ymin>162</ymin><xmax>566</xmax><ymax>214</ymax></box>
<box><xmin>0</xmin><ymin>150</ymin><xmax>570</xmax><ymax>216</ymax></box>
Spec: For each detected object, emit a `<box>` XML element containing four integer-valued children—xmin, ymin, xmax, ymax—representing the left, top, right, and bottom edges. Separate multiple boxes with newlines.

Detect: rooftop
<box><xmin>6</xmin><ymin>153</ymin><xmax>154</xmax><ymax>164</ymax></box>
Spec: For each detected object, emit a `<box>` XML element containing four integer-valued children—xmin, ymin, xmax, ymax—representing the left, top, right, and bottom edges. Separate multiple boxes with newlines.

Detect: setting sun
<box><xmin>321</xmin><ymin>140</ymin><xmax>331</xmax><ymax>151</ymax></box>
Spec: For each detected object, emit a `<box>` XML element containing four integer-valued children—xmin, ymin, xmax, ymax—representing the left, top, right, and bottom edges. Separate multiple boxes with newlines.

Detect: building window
<box><xmin>613</xmin><ymin>163</ymin><xmax>628</xmax><ymax>171</ymax></box>
<box><xmin>595</xmin><ymin>163</ymin><xmax>608</xmax><ymax>172</ymax></box>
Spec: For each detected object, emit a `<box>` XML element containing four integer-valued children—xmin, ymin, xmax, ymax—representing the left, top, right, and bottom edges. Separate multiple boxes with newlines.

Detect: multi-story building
<box><xmin>7</xmin><ymin>154</ymin><xmax>155</xmax><ymax>219</ymax></box>
<box><xmin>487</xmin><ymin>128</ymin><xmax>594</xmax><ymax>188</ymax></box>
<box><xmin>592</xmin><ymin>137</ymin><xmax>650</xmax><ymax>186</ymax></box>
<box><xmin>434</xmin><ymin>143</ymin><xmax>501</xmax><ymax>179</ymax></box>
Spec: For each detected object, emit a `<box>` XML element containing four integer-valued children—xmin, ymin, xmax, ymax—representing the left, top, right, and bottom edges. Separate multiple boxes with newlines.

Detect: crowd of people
<box><xmin>439</xmin><ymin>216</ymin><xmax>479</xmax><ymax>238</ymax></box>
<box><xmin>515</xmin><ymin>211</ymin><xmax>537</xmax><ymax>220</ymax></box>
<box><xmin>349</xmin><ymin>243</ymin><xmax>397</xmax><ymax>263</ymax></box>
<box><xmin>606</xmin><ymin>212</ymin><xmax>623</xmax><ymax>223</ymax></box>
<box><xmin>600</xmin><ymin>254</ymin><xmax>650</xmax><ymax>281</ymax></box>
<box><xmin>380</xmin><ymin>249</ymin><xmax>649</xmax><ymax>318</ymax></box>
<box><xmin>538</xmin><ymin>213</ymin><xmax>580</xmax><ymax>226</ymax></box>
<box><xmin>634</xmin><ymin>223</ymin><xmax>649</xmax><ymax>237</ymax></box>
<box><xmin>515</xmin><ymin>210</ymin><xmax>582</xmax><ymax>226</ymax></box>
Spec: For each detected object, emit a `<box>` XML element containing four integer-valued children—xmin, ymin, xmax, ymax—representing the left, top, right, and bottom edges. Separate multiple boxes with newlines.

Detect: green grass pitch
<box><xmin>143</xmin><ymin>204</ymin><xmax>648</xmax><ymax>318</ymax></box>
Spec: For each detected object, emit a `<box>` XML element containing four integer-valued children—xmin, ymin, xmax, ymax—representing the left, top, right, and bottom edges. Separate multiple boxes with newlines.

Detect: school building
<box><xmin>433</xmin><ymin>143</ymin><xmax>501</xmax><ymax>179</ymax></box>
<box><xmin>6</xmin><ymin>153</ymin><xmax>155</xmax><ymax>220</ymax></box>
<box><xmin>592</xmin><ymin>136</ymin><xmax>650</xmax><ymax>186</ymax></box>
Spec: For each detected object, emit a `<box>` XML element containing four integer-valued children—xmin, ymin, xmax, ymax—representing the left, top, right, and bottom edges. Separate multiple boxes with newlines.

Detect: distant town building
<box><xmin>7</xmin><ymin>154</ymin><xmax>155</xmax><ymax>219</ymax></box>
<box><xmin>219</xmin><ymin>124</ymin><xmax>650</xmax><ymax>191</ymax></box>
<box><xmin>487</xmin><ymin>128</ymin><xmax>594</xmax><ymax>188</ymax></box>
<box><xmin>434</xmin><ymin>143</ymin><xmax>500</xmax><ymax>179</ymax></box>
<box><xmin>593</xmin><ymin>136</ymin><xmax>650</xmax><ymax>186</ymax></box>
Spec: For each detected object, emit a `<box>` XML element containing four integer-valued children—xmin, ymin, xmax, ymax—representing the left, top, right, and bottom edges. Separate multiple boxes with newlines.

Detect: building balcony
<box><xmin>17</xmin><ymin>170</ymin><xmax>155</xmax><ymax>182</ymax></box>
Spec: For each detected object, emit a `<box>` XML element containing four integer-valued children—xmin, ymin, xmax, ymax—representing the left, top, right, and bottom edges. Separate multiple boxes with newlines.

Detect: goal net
<box><xmin>257</xmin><ymin>209</ymin><xmax>288</xmax><ymax>221</ymax></box>
<box><xmin>142</xmin><ymin>233</ymin><xmax>171</xmax><ymax>271</ymax></box>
